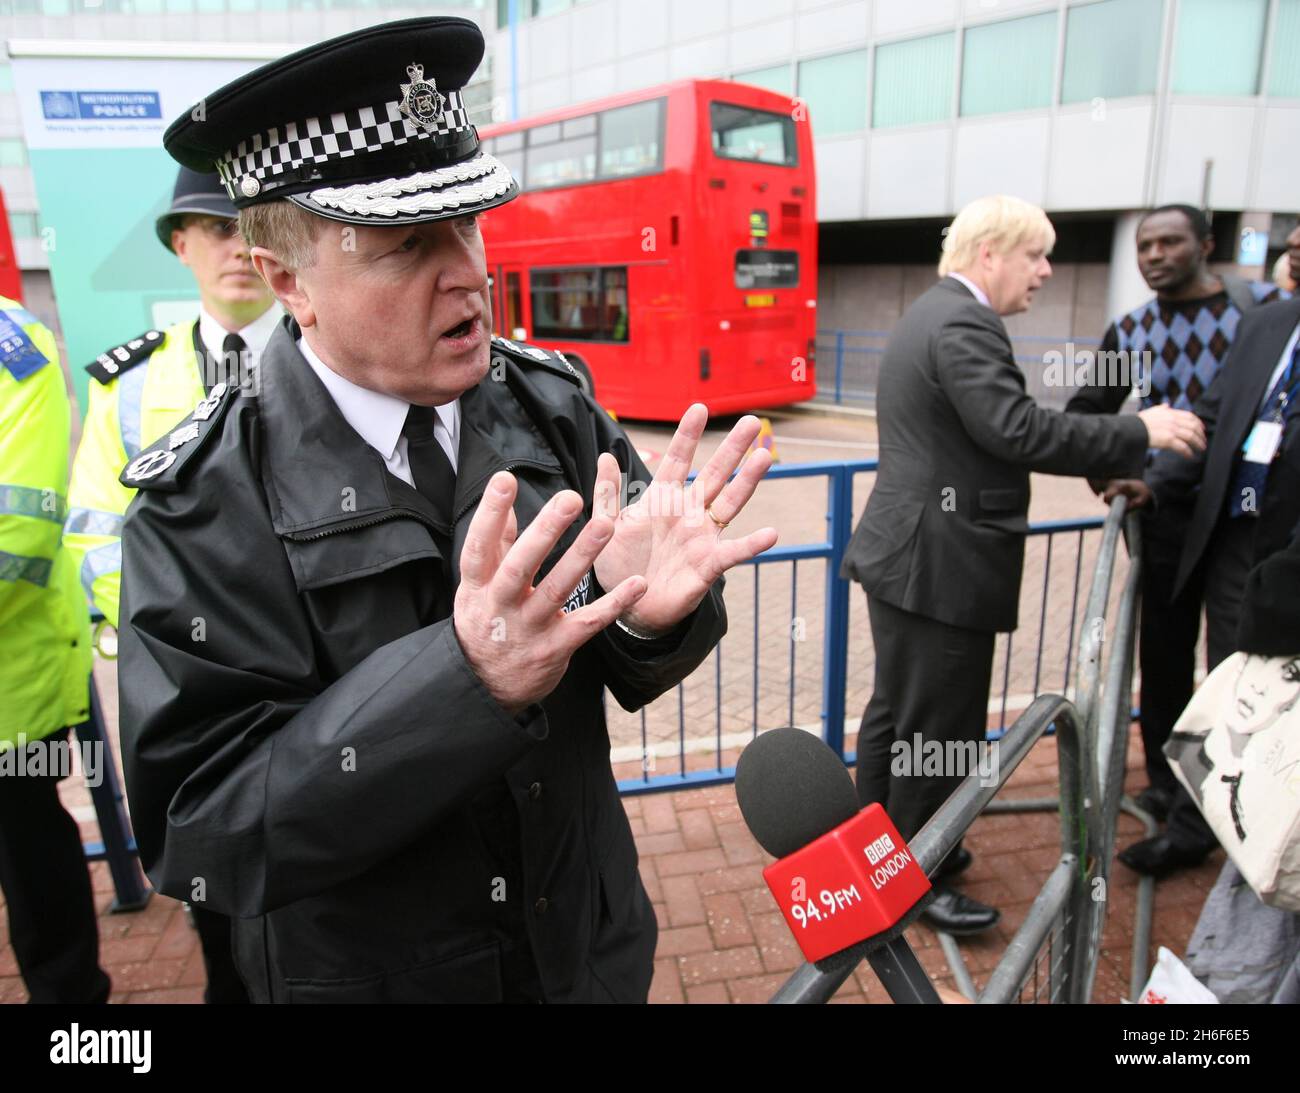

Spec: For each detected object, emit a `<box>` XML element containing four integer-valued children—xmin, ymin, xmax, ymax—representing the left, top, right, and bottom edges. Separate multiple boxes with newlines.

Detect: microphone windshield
<box><xmin>735</xmin><ymin>728</ymin><xmax>860</xmax><ymax>859</ymax></box>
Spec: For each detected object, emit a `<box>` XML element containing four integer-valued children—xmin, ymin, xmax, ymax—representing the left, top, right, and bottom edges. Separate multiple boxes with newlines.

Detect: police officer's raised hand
<box><xmin>454</xmin><ymin>474</ymin><xmax>648</xmax><ymax>715</ymax></box>
<box><xmin>590</xmin><ymin>403</ymin><xmax>779</xmax><ymax>636</ymax></box>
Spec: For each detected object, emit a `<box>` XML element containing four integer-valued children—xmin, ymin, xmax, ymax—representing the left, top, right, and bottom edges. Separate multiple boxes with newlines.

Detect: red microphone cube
<box><xmin>761</xmin><ymin>804</ymin><xmax>931</xmax><ymax>964</ymax></box>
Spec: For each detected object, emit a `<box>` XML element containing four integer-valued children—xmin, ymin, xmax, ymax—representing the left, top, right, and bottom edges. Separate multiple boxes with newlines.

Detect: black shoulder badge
<box><xmin>86</xmin><ymin>329</ymin><xmax>165</xmax><ymax>385</ymax></box>
<box><xmin>490</xmin><ymin>335</ymin><xmax>581</xmax><ymax>387</ymax></box>
<box><xmin>118</xmin><ymin>381</ymin><xmax>239</xmax><ymax>493</ymax></box>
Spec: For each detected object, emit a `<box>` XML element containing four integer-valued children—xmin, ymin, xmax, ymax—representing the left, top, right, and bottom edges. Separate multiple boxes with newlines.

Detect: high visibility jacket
<box><xmin>64</xmin><ymin>319</ymin><xmax>206</xmax><ymax>628</ymax></box>
<box><xmin>0</xmin><ymin>296</ymin><xmax>92</xmax><ymax>746</ymax></box>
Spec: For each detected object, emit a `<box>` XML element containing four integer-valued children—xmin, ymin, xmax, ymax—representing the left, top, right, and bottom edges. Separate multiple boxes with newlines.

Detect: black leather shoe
<box><xmin>933</xmin><ymin>847</ymin><xmax>973</xmax><ymax>882</ymax></box>
<box><xmin>1117</xmin><ymin>833</ymin><xmax>1211</xmax><ymax>878</ymax></box>
<box><xmin>921</xmin><ymin>886</ymin><xmax>1000</xmax><ymax>935</ymax></box>
<box><xmin>1134</xmin><ymin>785</ymin><xmax>1174</xmax><ymax>822</ymax></box>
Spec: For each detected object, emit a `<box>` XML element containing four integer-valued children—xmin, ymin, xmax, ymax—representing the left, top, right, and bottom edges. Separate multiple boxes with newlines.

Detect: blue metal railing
<box><xmin>814</xmin><ymin>330</ymin><xmax>1102</xmax><ymax>409</ymax></box>
<box><xmin>616</xmin><ymin>460</ymin><xmax>1109</xmax><ymax>795</ymax></box>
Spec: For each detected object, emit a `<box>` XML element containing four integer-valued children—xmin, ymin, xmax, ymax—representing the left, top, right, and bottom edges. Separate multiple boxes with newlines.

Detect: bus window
<box><xmin>496</xmin><ymin>270</ymin><xmax>523</xmax><ymax>338</ymax></box>
<box><xmin>598</xmin><ymin>100</ymin><xmax>663</xmax><ymax>178</ymax></box>
<box><xmin>710</xmin><ymin>102</ymin><xmax>797</xmax><ymax>167</ymax></box>
<box><xmin>489</xmin><ymin>130</ymin><xmax>525</xmax><ymax>182</ymax></box>
<box><xmin>734</xmin><ymin>249</ymin><xmax>799</xmax><ymax>289</ymax></box>
<box><xmin>526</xmin><ymin>119</ymin><xmax>596</xmax><ymax>190</ymax></box>
<box><xmin>531</xmin><ymin>267</ymin><xmax>628</xmax><ymax>342</ymax></box>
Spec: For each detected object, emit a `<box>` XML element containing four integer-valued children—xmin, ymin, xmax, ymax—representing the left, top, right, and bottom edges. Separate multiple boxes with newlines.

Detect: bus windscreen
<box><xmin>710</xmin><ymin>103</ymin><xmax>797</xmax><ymax>167</ymax></box>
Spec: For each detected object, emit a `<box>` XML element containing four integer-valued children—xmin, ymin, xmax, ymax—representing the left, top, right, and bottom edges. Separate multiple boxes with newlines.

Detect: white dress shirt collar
<box><xmin>949</xmin><ymin>272</ymin><xmax>992</xmax><ymax>310</ymax></box>
<box><xmin>197</xmin><ymin>303</ymin><xmax>282</xmax><ymax>373</ymax></box>
<box><xmin>296</xmin><ymin>333</ymin><xmax>461</xmax><ymax>481</ymax></box>
<box><xmin>1260</xmin><ymin>321</ymin><xmax>1300</xmax><ymax>415</ymax></box>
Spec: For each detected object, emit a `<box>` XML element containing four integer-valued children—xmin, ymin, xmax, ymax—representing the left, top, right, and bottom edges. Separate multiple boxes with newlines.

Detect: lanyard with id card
<box><xmin>1242</xmin><ymin>355</ymin><xmax>1299</xmax><ymax>467</ymax></box>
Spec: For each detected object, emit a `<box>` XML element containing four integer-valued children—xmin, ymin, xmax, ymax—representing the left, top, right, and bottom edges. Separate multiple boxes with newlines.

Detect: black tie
<box><xmin>220</xmin><ymin>332</ymin><xmax>247</xmax><ymax>390</ymax></box>
<box><xmin>402</xmin><ymin>404</ymin><xmax>457</xmax><ymax>525</ymax></box>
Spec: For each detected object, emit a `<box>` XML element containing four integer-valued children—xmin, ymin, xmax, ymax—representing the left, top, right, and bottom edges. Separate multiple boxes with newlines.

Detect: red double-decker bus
<box><xmin>480</xmin><ymin>78</ymin><xmax>817</xmax><ymax>421</ymax></box>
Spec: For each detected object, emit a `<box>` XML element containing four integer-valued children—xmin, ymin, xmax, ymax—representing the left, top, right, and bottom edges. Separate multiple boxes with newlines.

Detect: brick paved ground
<box><xmin>621</xmin><ymin>726</ymin><xmax>1220</xmax><ymax>1005</ymax></box>
<box><xmin>0</xmin><ymin>717</ymin><xmax>1219</xmax><ymax>1005</ymax></box>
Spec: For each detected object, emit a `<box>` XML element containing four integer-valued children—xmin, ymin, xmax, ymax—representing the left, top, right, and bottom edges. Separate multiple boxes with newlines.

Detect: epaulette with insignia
<box><xmin>86</xmin><ymin>329</ymin><xmax>165</xmax><ymax>385</ymax></box>
<box><xmin>490</xmin><ymin>334</ymin><xmax>581</xmax><ymax>386</ymax></box>
<box><xmin>118</xmin><ymin>381</ymin><xmax>239</xmax><ymax>492</ymax></box>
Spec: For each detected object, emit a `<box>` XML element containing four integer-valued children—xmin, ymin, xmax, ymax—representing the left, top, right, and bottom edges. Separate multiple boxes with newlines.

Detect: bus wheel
<box><xmin>562</xmin><ymin>353</ymin><xmax>595</xmax><ymax>398</ymax></box>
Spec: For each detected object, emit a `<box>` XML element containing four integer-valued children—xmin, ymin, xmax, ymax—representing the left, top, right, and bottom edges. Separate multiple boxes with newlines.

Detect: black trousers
<box><xmin>190</xmin><ymin>905</ymin><xmax>249</xmax><ymax>1004</ymax></box>
<box><xmin>854</xmin><ymin>595</ymin><xmax>996</xmax><ymax>849</ymax></box>
<box><xmin>1137</xmin><ymin>509</ymin><xmax>1207</xmax><ymax>793</ymax></box>
<box><xmin>0</xmin><ymin>729</ymin><xmax>110</xmax><ymax>1003</ymax></box>
<box><xmin>1165</xmin><ymin>516</ymin><xmax>1257</xmax><ymax>851</ymax></box>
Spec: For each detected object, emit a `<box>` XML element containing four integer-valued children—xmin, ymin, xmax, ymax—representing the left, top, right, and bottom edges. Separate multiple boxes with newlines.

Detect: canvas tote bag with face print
<box><xmin>1163</xmin><ymin>651</ymin><xmax>1300</xmax><ymax>911</ymax></box>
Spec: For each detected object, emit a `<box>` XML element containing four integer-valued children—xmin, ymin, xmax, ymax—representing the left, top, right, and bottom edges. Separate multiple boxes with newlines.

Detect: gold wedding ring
<box><xmin>705</xmin><ymin>505</ymin><xmax>729</xmax><ymax>531</ymax></box>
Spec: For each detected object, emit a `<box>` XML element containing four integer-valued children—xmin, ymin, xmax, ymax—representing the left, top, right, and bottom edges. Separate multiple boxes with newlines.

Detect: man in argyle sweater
<box><xmin>1067</xmin><ymin>204</ymin><xmax>1284</xmax><ymax>869</ymax></box>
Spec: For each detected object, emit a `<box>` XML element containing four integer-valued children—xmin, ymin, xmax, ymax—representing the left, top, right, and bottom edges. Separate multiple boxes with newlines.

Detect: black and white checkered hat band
<box><xmin>216</xmin><ymin>90</ymin><xmax>472</xmax><ymax>197</ymax></box>
<box><xmin>303</xmin><ymin>150</ymin><xmax>514</xmax><ymax>218</ymax></box>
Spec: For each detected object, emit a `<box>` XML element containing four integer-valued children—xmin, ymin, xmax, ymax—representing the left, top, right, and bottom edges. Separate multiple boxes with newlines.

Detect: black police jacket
<box><xmin>116</xmin><ymin>319</ymin><xmax>726</xmax><ymax>1002</ymax></box>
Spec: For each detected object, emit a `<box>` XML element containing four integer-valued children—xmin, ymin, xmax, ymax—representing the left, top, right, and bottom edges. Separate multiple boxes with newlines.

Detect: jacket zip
<box><xmin>288</xmin><ymin>509</ymin><xmax>438</xmax><ymax>543</ymax></box>
<box><xmin>453</xmin><ymin>459</ymin><xmax>562</xmax><ymax>523</ymax></box>
<box><xmin>286</xmin><ymin>460</ymin><xmax>561</xmax><ymax>543</ymax></box>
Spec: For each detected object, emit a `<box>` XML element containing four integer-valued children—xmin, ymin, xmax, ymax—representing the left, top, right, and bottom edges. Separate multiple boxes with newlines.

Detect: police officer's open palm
<box><xmin>455</xmin><ymin>477</ymin><xmax>649</xmax><ymax>715</ymax></box>
<box><xmin>591</xmin><ymin>403</ymin><xmax>778</xmax><ymax>635</ymax></box>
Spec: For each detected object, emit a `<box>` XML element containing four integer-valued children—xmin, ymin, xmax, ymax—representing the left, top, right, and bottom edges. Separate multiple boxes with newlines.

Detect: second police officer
<box><xmin>63</xmin><ymin>167</ymin><xmax>279</xmax><ymax>1004</ymax></box>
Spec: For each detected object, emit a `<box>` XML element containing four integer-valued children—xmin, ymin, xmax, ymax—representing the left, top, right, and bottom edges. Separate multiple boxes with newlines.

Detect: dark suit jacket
<box><xmin>842</xmin><ymin>277</ymin><xmax>1149</xmax><ymax>633</ymax></box>
<box><xmin>1147</xmin><ymin>296</ymin><xmax>1300</xmax><ymax>598</ymax></box>
<box><xmin>1238</xmin><ymin>530</ymin><xmax>1300</xmax><ymax>655</ymax></box>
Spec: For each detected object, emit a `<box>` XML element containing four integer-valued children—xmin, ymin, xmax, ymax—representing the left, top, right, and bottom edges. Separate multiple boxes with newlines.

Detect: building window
<box><xmin>872</xmin><ymin>32</ymin><xmax>955</xmax><ymax>129</ymax></box>
<box><xmin>1270</xmin><ymin>0</ymin><xmax>1300</xmax><ymax>98</ymax></box>
<box><xmin>710</xmin><ymin>102</ymin><xmax>797</xmax><ymax>166</ymax></box>
<box><xmin>0</xmin><ymin>139</ymin><xmax>27</xmax><ymax>167</ymax></box>
<box><xmin>798</xmin><ymin>50</ymin><xmax>868</xmax><ymax>136</ymax></box>
<box><xmin>1172</xmin><ymin>0</ymin><xmax>1266</xmax><ymax>96</ymax></box>
<box><xmin>734</xmin><ymin>64</ymin><xmax>793</xmax><ymax>97</ymax></box>
<box><xmin>461</xmin><ymin>78</ymin><xmax>496</xmax><ymax>125</ymax></box>
<box><xmin>0</xmin><ymin>65</ymin><xmax>12</xmax><ymax>94</ymax></box>
<box><xmin>531</xmin><ymin>267</ymin><xmax>628</xmax><ymax>342</ymax></box>
<box><xmin>8</xmin><ymin>212</ymin><xmax>39</xmax><ymax>240</ymax></box>
<box><xmin>1061</xmin><ymin>0</ymin><xmax>1164</xmax><ymax>105</ymax></box>
<box><xmin>961</xmin><ymin>12</ymin><xmax>1057</xmax><ymax>117</ymax></box>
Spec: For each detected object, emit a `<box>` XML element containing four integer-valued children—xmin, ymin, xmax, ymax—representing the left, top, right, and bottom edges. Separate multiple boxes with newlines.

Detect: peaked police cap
<box><xmin>162</xmin><ymin>16</ymin><xmax>518</xmax><ymax>226</ymax></box>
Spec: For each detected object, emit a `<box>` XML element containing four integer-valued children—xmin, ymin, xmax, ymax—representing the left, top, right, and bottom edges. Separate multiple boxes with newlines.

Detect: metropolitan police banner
<box><xmin>7</xmin><ymin>44</ymin><xmax>285</xmax><ymax>410</ymax></box>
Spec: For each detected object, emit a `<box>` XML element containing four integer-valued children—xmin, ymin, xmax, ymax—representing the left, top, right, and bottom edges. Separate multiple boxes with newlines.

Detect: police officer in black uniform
<box><xmin>116</xmin><ymin>17</ymin><xmax>777</xmax><ymax>1002</ymax></box>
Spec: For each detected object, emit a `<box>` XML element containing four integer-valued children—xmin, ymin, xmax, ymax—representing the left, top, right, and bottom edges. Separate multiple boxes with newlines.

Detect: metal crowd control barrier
<box><xmin>77</xmin><ymin>611</ymin><xmax>151</xmax><ymax>912</ymax></box>
<box><xmin>772</xmin><ymin>497</ymin><xmax>1145</xmax><ymax>1004</ymax></box>
<box><xmin>773</xmin><ymin>694</ymin><xmax>1094</xmax><ymax>1004</ymax></box>
<box><xmin>814</xmin><ymin>329</ymin><xmax>1101</xmax><ymax>411</ymax></box>
<box><xmin>982</xmin><ymin>497</ymin><xmax>1149</xmax><ymax>1000</ymax></box>
<box><xmin>616</xmin><ymin>460</ymin><xmax>1107</xmax><ymax>794</ymax></box>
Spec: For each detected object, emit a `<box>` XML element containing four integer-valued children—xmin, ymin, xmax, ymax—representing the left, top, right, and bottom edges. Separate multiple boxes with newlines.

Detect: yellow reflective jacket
<box><xmin>64</xmin><ymin>319</ymin><xmax>207</xmax><ymax>628</ymax></box>
<box><xmin>0</xmin><ymin>296</ymin><xmax>92</xmax><ymax>746</ymax></box>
